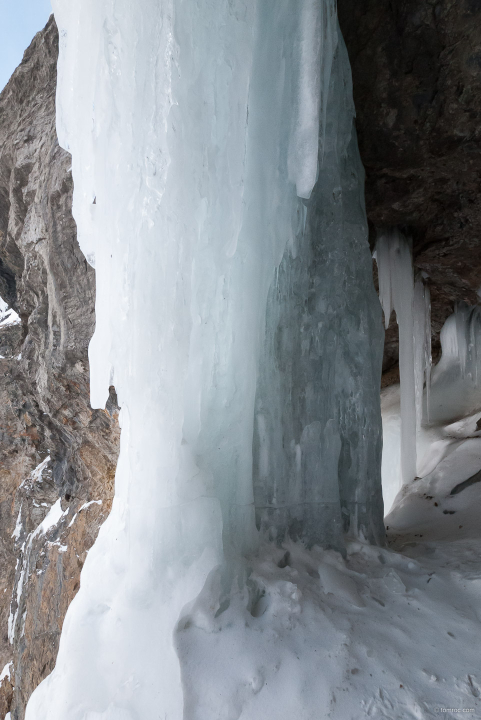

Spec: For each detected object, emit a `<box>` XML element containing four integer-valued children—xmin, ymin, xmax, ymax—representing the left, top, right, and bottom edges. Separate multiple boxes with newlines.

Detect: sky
<box><xmin>0</xmin><ymin>0</ymin><xmax>53</xmax><ymax>92</ymax></box>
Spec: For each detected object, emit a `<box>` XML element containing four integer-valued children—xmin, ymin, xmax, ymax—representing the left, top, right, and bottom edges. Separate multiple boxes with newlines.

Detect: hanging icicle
<box><xmin>375</xmin><ymin>229</ymin><xmax>432</xmax><ymax>484</ymax></box>
<box><xmin>413</xmin><ymin>277</ymin><xmax>432</xmax><ymax>429</ymax></box>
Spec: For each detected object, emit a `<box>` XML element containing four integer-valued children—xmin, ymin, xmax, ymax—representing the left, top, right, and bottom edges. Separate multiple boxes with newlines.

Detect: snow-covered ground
<box><xmin>386</xmin><ymin>431</ymin><xmax>481</xmax><ymax>544</ymax></box>
<box><xmin>176</xmin><ymin>531</ymin><xmax>481</xmax><ymax>719</ymax></box>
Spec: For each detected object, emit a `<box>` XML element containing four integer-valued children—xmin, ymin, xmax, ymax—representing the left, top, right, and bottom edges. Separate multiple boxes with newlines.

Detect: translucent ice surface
<box><xmin>26</xmin><ymin>2</ymin><xmax>384</xmax><ymax>718</ymax></box>
<box><xmin>375</xmin><ymin>230</ymin><xmax>416</xmax><ymax>484</ymax></box>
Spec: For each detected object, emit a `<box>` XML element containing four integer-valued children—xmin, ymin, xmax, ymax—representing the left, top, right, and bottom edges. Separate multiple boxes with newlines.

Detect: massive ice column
<box><xmin>26</xmin><ymin>1</ymin><xmax>384</xmax><ymax>718</ymax></box>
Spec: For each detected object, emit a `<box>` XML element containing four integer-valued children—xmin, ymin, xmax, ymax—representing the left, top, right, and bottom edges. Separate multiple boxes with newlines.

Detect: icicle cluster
<box><xmin>375</xmin><ymin>229</ymin><xmax>431</xmax><ymax>483</ymax></box>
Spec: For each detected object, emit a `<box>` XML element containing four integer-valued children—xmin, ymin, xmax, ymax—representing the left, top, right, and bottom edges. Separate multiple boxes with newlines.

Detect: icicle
<box><xmin>413</xmin><ymin>276</ymin><xmax>432</xmax><ymax>429</ymax></box>
<box><xmin>373</xmin><ymin>237</ymin><xmax>392</xmax><ymax>329</ymax></box>
<box><xmin>375</xmin><ymin>229</ymin><xmax>416</xmax><ymax>484</ymax></box>
<box><xmin>288</xmin><ymin>0</ymin><xmax>322</xmax><ymax>199</ymax></box>
<box><xmin>423</xmin><ymin>283</ymin><xmax>432</xmax><ymax>421</ymax></box>
<box><xmin>413</xmin><ymin>278</ymin><xmax>426</xmax><ymax>432</ymax></box>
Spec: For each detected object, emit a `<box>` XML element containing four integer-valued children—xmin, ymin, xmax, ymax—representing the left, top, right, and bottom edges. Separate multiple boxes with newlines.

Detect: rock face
<box><xmin>0</xmin><ymin>18</ymin><xmax>118</xmax><ymax>720</ymax></box>
<box><xmin>339</xmin><ymin>0</ymin><xmax>481</xmax><ymax>377</ymax></box>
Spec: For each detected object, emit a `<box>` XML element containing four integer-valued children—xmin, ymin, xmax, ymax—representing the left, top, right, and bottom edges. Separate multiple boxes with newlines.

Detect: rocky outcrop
<box><xmin>339</xmin><ymin>0</ymin><xmax>481</xmax><ymax>377</ymax></box>
<box><xmin>0</xmin><ymin>18</ymin><xmax>118</xmax><ymax>720</ymax></box>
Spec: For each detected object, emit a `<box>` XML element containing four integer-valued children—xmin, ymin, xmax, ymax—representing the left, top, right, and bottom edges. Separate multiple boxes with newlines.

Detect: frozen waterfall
<box><xmin>26</xmin><ymin>1</ymin><xmax>384</xmax><ymax>718</ymax></box>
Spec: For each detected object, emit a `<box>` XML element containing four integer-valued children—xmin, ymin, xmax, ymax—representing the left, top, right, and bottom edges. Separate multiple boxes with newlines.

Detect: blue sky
<box><xmin>0</xmin><ymin>0</ymin><xmax>53</xmax><ymax>92</ymax></box>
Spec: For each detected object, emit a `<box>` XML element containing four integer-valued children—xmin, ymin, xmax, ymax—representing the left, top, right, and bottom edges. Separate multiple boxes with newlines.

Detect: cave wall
<box><xmin>339</xmin><ymin>0</ymin><xmax>481</xmax><ymax>379</ymax></box>
<box><xmin>0</xmin><ymin>18</ymin><xmax>118</xmax><ymax>720</ymax></box>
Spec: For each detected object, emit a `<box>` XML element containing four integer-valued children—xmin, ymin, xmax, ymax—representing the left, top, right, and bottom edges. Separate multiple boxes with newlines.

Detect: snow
<box><xmin>31</xmin><ymin>456</ymin><xmax>51</xmax><ymax>482</ymax></box>
<box><xmin>0</xmin><ymin>296</ymin><xmax>20</xmax><ymax>328</ymax></box>
<box><xmin>48</xmin><ymin>541</ymin><xmax>68</xmax><ymax>553</ymax></box>
<box><xmin>176</xmin><ymin>538</ymin><xmax>481</xmax><ymax>719</ymax></box>
<box><xmin>35</xmin><ymin>500</ymin><xmax>68</xmax><ymax>537</ymax></box>
<box><xmin>11</xmin><ymin>507</ymin><xmax>22</xmax><ymax>541</ymax></box>
<box><xmin>381</xmin><ymin>386</ymin><xmax>403</xmax><ymax>515</ymax></box>
<box><xmin>20</xmin><ymin>456</ymin><xmax>51</xmax><ymax>488</ymax></box>
<box><xmin>386</xmin><ymin>436</ymin><xmax>481</xmax><ymax>542</ymax></box>
<box><xmin>78</xmin><ymin>500</ymin><xmax>102</xmax><ymax>512</ymax></box>
<box><xmin>8</xmin><ymin>564</ymin><xmax>26</xmax><ymax>644</ymax></box>
<box><xmin>0</xmin><ymin>662</ymin><xmax>12</xmax><ymax>682</ymax></box>
<box><xmin>68</xmin><ymin>501</ymin><xmax>102</xmax><ymax>529</ymax></box>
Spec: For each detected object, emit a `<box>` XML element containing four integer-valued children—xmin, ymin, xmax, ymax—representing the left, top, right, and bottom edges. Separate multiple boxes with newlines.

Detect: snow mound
<box><xmin>176</xmin><ymin>539</ymin><xmax>481</xmax><ymax>719</ymax></box>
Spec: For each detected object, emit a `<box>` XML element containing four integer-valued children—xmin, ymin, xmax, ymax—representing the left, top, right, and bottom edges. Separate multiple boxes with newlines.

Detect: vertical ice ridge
<box><xmin>375</xmin><ymin>230</ymin><xmax>417</xmax><ymax>484</ymax></box>
<box><xmin>376</xmin><ymin>230</ymin><xmax>433</xmax><ymax>481</ymax></box>
<box><xmin>254</xmin><ymin>33</ymin><xmax>384</xmax><ymax>549</ymax></box>
<box><xmin>413</xmin><ymin>277</ymin><xmax>432</xmax><ymax>431</ymax></box>
<box><xmin>288</xmin><ymin>0</ymin><xmax>338</xmax><ymax>200</ymax></box>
